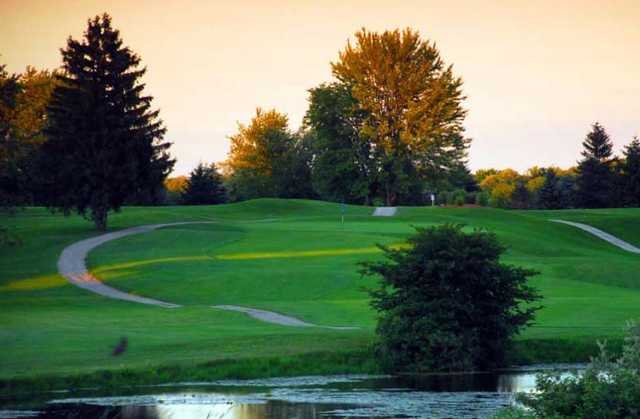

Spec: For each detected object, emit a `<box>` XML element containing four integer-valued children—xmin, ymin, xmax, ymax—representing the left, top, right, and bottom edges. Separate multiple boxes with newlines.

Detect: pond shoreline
<box><xmin>0</xmin><ymin>337</ymin><xmax>619</xmax><ymax>399</ymax></box>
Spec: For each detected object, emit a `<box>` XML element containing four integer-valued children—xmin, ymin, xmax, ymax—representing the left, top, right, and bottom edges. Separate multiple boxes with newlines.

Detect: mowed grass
<box><xmin>1</xmin><ymin>199</ymin><xmax>640</xmax><ymax>385</ymax></box>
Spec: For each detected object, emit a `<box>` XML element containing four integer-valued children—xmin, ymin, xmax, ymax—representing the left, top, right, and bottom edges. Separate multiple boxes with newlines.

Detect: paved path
<box><xmin>212</xmin><ymin>305</ymin><xmax>358</xmax><ymax>329</ymax></box>
<box><xmin>551</xmin><ymin>219</ymin><xmax>640</xmax><ymax>254</ymax></box>
<box><xmin>57</xmin><ymin>222</ymin><xmax>358</xmax><ymax>328</ymax></box>
<box><xmin>372</xmin><ymin>207</ymin><xmax>398</xmax><ymax>216</ymax></box>
<box><xmin>57</xmin><ymin>222</ymin><xmax>216</xmax><ymax>308</ymax></box>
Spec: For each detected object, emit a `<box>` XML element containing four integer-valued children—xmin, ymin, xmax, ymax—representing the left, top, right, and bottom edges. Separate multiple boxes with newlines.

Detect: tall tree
<box><xmin>305</xmin><ymin>83</ymin><xmax>375</xmax><ymax>204</ymax></box>
<box><xmin>181</xmin><ymin>163</ymin><xmax>227</xmax><ymax>205</ymax></box>
<box><xmin>39</xmin><ymin>14</ymin><xmax>174</xmax><ymax>230</ymax></box>
<box><xmin>575</xmin><ymin>122</ymin><xmax>614</xmax><ymax>208</ymax></box>
<box><xmin>332</xmin><ymin>28</ymin><xmax>470</xmax><ymax>205</ymax></box>
<box><xmin>621</xmin><ymin>137</ymin><xmax>640</xmax><ymax>207</ymax></box>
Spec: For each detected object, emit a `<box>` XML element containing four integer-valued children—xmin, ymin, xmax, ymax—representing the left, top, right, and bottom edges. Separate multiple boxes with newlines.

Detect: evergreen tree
<box><xmin>538</xmin><ymin>170</ymin><xmax>563</xmax><ymax>209</ymax></box>
<box><xmin>575</xmin><ymin>123</ymin><xmax>614</xmax><ymax>208</ymax></box>
<box><xmin>181</xmin><ymin>163</ymin><xmax>227</xmax><ymax>205</ymax></box>
<box><xmin>621</xmin><ymin>137</ymin><xmax>640</xmax><ymax>207</ymax></box>
<box><xmin>39</xmin><ymin>14</ymin><xmax>173</xmax><ymax>230</ymax></box>
<box><xmin>557</xmin><ymin>174</ymin><xmax>577</xmax><ymax>209</ymax></box>
<box><xmin>510</xmin><ymin>181</ymin><xmax>530</xmax><ymax>209</ymax></box>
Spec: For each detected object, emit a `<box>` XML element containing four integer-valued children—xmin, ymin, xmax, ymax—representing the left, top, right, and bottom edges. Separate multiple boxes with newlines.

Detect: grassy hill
<box><xmin>1</xmin><ymin>199</ymin><xmax>639</xmax><ymax>388</ymax></box>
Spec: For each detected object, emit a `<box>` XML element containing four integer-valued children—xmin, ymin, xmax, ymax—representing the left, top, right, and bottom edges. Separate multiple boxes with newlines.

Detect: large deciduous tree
<box><xmin>305</xmin><ymin>83</ymin><xmax>376</xmax><ymax>204</ymax></box>
<box><xmin>575</xmin><ymin>123</ymin><xmax>614</xmax><ymax>208</ymax></box>
<box><xmin>332</xmin><ymin>28</ymin><xmax>470</xmax><ymax>205</ymax></box>
<box><xmin>39</xmin><ymin>14</ymin><xmax>174</xmax><ymax>230</ymax></box>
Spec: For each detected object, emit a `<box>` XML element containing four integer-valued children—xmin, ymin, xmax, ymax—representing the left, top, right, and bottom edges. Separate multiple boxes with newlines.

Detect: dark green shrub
<box><xmin>452</xmin><ymin>189</ymin><xmax>466</xmax><ymax>206</ymax></box>
<box><xmin>361</xmin><ymin>224</ymin><xmax>541</xmax><ymax>372</ymax></box>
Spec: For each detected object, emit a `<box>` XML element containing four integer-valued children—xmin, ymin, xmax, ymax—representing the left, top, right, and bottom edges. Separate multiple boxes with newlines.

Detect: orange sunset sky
<box><xmin>1</xmin><ymin>0</ymin><xmax>639</xmax><ymax>176</ymax></box>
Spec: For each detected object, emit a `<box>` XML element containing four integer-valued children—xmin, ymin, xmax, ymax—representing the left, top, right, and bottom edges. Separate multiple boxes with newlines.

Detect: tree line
<box><xmin>169</xmin><ymin>29</ymin><xmax>474</xmax><ymax>207</ymax></box>
<box><xmin>450</xmin><ymin>123</ymin><xmax>639</xmax><ymax>210</ymax></box>
<box><xmin>2</xmin><ymin>14</ymin><xmax>638</xmax><ymax>232</ymax></box>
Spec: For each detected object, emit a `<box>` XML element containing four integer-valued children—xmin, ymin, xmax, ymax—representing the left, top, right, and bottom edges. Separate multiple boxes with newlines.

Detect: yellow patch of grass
<box><xmin>92</xmin><ymin>256</ymin><xmax>213</xmax><ymax>274</ymax></box>
<box><xmin>0</xmin><ymin>274</ymin><xmax>67</xmax><ymax>292</ymax></box>
<box><xmin>215</xmin><ymin>243</ymin><xmax>407</xmax><ymax>260</ymax></box>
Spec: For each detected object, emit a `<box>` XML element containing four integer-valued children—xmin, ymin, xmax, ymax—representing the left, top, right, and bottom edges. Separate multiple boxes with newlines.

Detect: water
<box><xmin>0</xmin><ymin>365</ymin><xmax>584</xmax><ymax>419</ymax></box>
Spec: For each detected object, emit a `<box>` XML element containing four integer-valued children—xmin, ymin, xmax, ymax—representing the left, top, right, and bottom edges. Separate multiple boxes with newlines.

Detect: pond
<box><xmin>0</xmin><ymin>365</ymin><xmax>584</xmax><ymax>419</ymax></box>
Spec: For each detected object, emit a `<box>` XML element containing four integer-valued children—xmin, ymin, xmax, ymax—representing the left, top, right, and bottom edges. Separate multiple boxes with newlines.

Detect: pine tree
<box><xmin>181</xmin><ymin>163</ymin><xmax>227</xmax><ymax>205</ymax></box>
<box><xmin>39</xmin><ymin>14</ymin><xmax>174</xmax><ymax>230</ymax></box>
<box><xmin>510</xmin><ymin>181</ymin><xmax>530</xmax><ymax>209</ymax></box>
<box><xmin>622</xmin><ymin>137</ymin><xmax>640</xmax><ymax>207</ymax></box>
<box><xmin>538</xmin><ymin>170</ymin><xmax>562</xmax><ymax>209</ymax></box>
<box><xmin>575</xmin><ymin>123</ymin><xmax>614</xmax><ymax>208</ymax></box>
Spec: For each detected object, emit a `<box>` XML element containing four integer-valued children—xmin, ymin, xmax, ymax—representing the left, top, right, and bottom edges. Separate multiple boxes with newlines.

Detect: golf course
<box><xmin>1</xmin><ymin>199</ymin><xmax>639</xmax><ymax>388</ymax></box>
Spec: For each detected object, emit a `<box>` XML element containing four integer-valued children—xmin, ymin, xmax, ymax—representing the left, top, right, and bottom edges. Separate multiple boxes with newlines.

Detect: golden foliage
<box><xmin>223</xmin><ymin>108</ymin><xmax>290</xmax><ymax>176</ymax></box>
<box><xmin>526</xmin><ymin>176</ymin><xmax>546</xmax><ymax>194</ymax></box>
<box><xmin>480</xmin><ymin>169</ymin><xmax>522</xmax><ymax>192</ymax></box>
<box><xmin>331</xmin><ymin>28</ymin><xmax>468</xmax><ymax>157</ymax></box>
<box><xmin>490</xmin><ymin>183</ymin><xmax>516</xmax><ymax>208</ymax></box>
<box><xmin>13</xmin><ymin>66</ymin><xmax>59</xmax><ymax>145</ymax></box>
<box><xmin>164</xmin><ymin>176</ymin><xmax>188</xmax><ymax>193</ymax></box>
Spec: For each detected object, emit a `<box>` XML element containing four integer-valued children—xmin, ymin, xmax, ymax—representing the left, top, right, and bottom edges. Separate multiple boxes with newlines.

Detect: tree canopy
<box><xmin>39</xmin><ymin>14</ymin><xmax>174</xmax><ymax>230</ymax></box>
<box><xmin>224</xmin><ymin>108</ymin><xmax>314</xmax><ymax>201</ymax></box>
<box><xmin>332</xmin><ymin>28</ymin><xmax>470</xmax><ymax>205</ymax></box>
<box><xmin>305</xmin><ymin>83</ymin><xmax>374</xmax><ymax>204</ymax></box>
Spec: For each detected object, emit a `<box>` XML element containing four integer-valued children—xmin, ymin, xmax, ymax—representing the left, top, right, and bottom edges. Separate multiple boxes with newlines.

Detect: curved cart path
<box><xmin>551</xmin><ymin>219</ymin><xmax>640</xmax><ymax>254</ymax></box>
<box><xmin>57</xmin><ymin>222</ymin><xmax>358</xmax><ymax>328</ymax></box>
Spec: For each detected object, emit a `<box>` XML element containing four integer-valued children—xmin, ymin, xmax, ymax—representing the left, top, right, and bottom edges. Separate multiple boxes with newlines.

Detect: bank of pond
<box><xmin>0</xmin><ymin>364</ymin><xmax>584</xmax><ymax>419</ymax></box>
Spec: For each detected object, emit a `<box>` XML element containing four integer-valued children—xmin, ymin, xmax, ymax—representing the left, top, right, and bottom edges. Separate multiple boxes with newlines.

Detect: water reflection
<box><xmin>1</xmin><ymin>366</ymin><xmax>585</xmax><ymax>419</ymax></box>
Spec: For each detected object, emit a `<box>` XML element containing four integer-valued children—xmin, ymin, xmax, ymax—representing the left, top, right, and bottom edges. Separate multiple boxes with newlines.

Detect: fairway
<box><xmin>1</xmin><ymin>199</ymin><xmax>640</xmax><ymax>382</ymax></box>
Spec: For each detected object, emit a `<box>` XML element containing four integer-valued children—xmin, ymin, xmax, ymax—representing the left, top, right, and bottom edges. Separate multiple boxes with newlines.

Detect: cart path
<box><xmin>57</xmin><ymin>222</ymin><xmax>217</xmax><ymax>308</ymax></box>
<box><xmin>57</xmin><ymin>222</ymin><xmax>359</xmax><ymax>328</ymax></box>
<box><xmin>212</xmin><ymin>305</ymin><xmax>358</xmax><ymax>329</ymax></box>
<box><xmin>372</xmin><ymin>207</ymin><xmax>398</xmax><ymax>216</ymax></box>
<box><xmin>551</xmin><ymin>219</ymin><xmax>640</xmax><ymax>254</ymax></box>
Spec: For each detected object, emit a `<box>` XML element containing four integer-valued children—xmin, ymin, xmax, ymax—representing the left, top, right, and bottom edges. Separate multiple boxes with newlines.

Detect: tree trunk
<box><xmin>385</xmin><ymin>181</ymin><xmax>392</xmax><ymax>206</ymax></box>
<box><xmin>93</xmin><ymin>208</ymin><xmax>108</xmax><ymax>231</ymax></box>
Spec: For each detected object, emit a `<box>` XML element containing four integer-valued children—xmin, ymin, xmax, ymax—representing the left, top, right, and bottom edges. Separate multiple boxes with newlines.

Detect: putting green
<box><xmin>1</xmin><ymin>199</ymin><xmax>639</xmax><ymax>381</ymax></box>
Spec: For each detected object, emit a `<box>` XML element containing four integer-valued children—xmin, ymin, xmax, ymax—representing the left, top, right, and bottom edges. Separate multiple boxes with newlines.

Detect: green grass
<box><xmin>1</xmin><ymin>199</ymin><xmax>639</xmax><ymax>391</ymax></box>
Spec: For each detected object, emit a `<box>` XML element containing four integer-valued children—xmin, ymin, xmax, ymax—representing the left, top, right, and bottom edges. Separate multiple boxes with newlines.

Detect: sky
<box><xmin>2</xmin><ymin>0</ymin><xmax>639</xmax><ymax>176</ymax></box>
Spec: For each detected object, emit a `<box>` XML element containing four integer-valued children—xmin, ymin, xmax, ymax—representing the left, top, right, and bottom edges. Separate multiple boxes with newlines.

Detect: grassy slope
<box><xmin>1</xmin><ymin>200</ymin><xmax>639</xmax><ymax>386</ymax></box>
